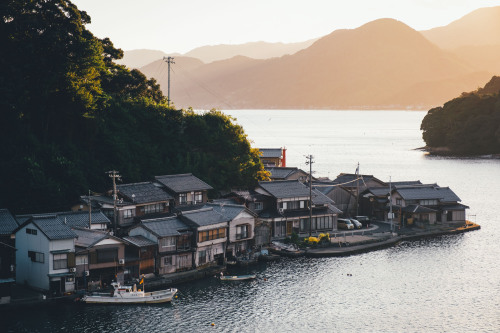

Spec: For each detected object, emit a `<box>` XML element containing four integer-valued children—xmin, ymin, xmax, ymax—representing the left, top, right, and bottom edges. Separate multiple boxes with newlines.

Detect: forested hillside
<box><xmin>421</xmin><ymin>76</ymin><xmax>500</xmax><ymax>155</ymax></box>
<box><xmin>0</xmin><ymin>0</ymin><xmax>267</xmax><ymax>213</ymax></box>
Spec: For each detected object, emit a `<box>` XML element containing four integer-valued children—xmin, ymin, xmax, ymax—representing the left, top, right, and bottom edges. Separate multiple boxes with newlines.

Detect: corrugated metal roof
<box><xmin>117</xmin><ymin>181</ymin><xmax>173</xmax><ymax>204</ymax></box>
<box><xmin>155</xmin><ymin>173</ymin><xmax>213</xmax><ymax>193</ymax></box>
<box><xmin>258</xmin><ymin>180</ymin><xmax>310</xmax><ymax>199</ymax></box>
<box><xmin>0</xmin><ymin>209</ymin><xmax>18</xmax><ymax>235</ymax></box>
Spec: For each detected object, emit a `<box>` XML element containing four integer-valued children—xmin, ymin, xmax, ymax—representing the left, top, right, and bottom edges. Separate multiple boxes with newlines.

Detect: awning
<box><xmin>48</xmin><ymin>272</ymin><xmax>74</xmax><ymax>278</ymax></box>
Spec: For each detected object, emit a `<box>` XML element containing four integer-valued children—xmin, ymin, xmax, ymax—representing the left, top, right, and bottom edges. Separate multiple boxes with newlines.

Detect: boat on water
<box><xmin>220</xmin><ymin>274</ymin><xmax>256</xmax><ymax>281</ymax></box>
<box><xmin>81</xmin><ymin>282</ymin><xmax>177</xmax><ymax>304</ymax></box>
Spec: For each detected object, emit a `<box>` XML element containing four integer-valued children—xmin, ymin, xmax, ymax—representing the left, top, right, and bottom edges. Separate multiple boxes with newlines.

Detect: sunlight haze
<box><xmin>71</xmin><ymin>0</ymin><xmax>500</xmax><ymax>54</ymax></box>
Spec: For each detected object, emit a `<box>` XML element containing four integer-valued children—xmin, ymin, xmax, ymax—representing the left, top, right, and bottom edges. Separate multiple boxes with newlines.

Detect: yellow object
<box><xmin>139</xmin><ymin>278</ymin><xmax>144</xmax><ymax>284</ymax></box>
<box><xmin>211</xmin><ymin>323</ymin><xmax>215</xmax><ymax>326</ymax></box>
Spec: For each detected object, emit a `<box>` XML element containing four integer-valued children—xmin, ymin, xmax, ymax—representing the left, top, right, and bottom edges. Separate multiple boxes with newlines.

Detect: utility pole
<box><xmin>389</xmin><ymin>176</ymin><xmax>393</xmax><ymax>234</ymax></box>
<box><xmin>305</xmin><ymin>155</ymin><xmax>314</xmax><ymax>236</ymax></box>
<box><xmin>163</xmin><ymin>56</ymin><xmax>175</xmax><ymax>107</ymax></box>
<box><xmin>88</xmin><ymin>190</ymin><xmax>92</xmax><ymax>230</ymax></box>
<box><xmin>107</xmin><ymin>170</ymin><xmax>121</xmax><ymax>235</ymax></box>
<box><xmin>356</xmin><ymin>162</ymin><xmax>360</xmax><ymax>217</ymax></box>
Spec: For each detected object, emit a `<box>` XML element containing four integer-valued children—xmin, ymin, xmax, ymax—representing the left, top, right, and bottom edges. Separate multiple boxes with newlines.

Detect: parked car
<box><xmin>350</xmin><ymin>218</ymin><xmax>362</xmax><ymax>229</ymax></box>
<box><xmin>355</xmin><ymin>216</ymin><xmax>371</xmax><ymax>227</ymax></box>
<box><xmin>338</xmin><ymin>218</ymin><xmax>354</xmax><ymax>230</ymax></box>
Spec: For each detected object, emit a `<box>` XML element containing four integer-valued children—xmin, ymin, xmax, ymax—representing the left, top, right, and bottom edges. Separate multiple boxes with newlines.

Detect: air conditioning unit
<box><xmin>69</xmin><ymin>267</ymin><xmax>76</xmax><ymax>273</ymax></box>
<box><xmin>119</xmin><ymin>259</ymin><xmax>125</xmax><ymax>265</ymax></box>
<box><xmin>84</xmin><ymin>271</ymin><xmax>90</xmax><ymax>276</ymax></box>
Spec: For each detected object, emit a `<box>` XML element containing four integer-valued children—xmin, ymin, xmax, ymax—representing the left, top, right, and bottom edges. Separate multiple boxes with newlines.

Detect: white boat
<box><xmin>81</xmin><ymin>282</ymin><xmax>177</xmax><ymax>304</ymax></box>
<box><xmin>220</xmin><ymin>274</ymin><xmax>256</xmax><ymax>281</ymax></box>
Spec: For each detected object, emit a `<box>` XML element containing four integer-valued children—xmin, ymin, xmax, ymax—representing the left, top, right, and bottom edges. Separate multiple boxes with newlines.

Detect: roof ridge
<box><xmin>155</xmin><ymin>173</ymin><xmax>193</xmax><ymax>179</ymax></box>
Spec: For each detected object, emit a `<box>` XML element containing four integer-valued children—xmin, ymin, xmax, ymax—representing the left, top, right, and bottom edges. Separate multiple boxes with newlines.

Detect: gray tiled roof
<box><xmin>0</xmin><ymin>209</ymin><xmax>18</xmax><ymax>235</ymax></box>
<box><xmin>30</xmin><ymin>215</ymin><xmax>77</xmax><ymax>240</ymax></box>
<box><xmin>266</xmin><ymin>167</ymin><xmax>301</xmax><ymax>180</ymax></box>
<box><xmin>141</xmin><ymin>217</ymin><xmax>190</xmax><ymax>237</ymax></box>
<box><xmin>435</xmin><ymin>187</ymin><xmax>461</xmax><ymax>202</ymax></box>
<box><xmin>204</xmin><ymin>203</ymin><xmax>252</xmax><ymax>220</ymax></box>
<box><xmin>390</xmin><ymin>181</ymin><xmax>422</xmax><ymax>186</ymax></box>
<box><xmin>333</xmin><ymin>173</ymin><xmax>386</xmax><ymax>187</ymax></box>
<box><xmin>117</xmin><ymin>182</ymin><xmax>173</xmax><ymax>204</ymax></box>
<box><xmin>259</xmin><ymin>148</ymin><xmax>283</xmax><ymax>158</ymax></box>
<box><xmin>395</xmin><ymin>184</ymin><xmax>460</xmax><ymax>202</ymax></box>
<box><xmin>58</xmin><ymin>211</ymin><xmax>110</xmax><ymax>228</ymax></box>
<box><xmin>155</xmin><ymin>174</ymin><xmax>213</xmax><ymax>193</ymax></box>
<box><xmin>312</xmin><ymin>189</ymin><xmax>335</xmax><ymax>205</ymax></box>
<box><xmin>366</xmin><ymin>187</ymin><xmax>390</xmax><ymax>197</ymax></box>
<box><xmin>181</xmin><ymin>208</ymin><xmax>229</xmax><ymax>227</ymax></box>
<box><xmin>313</xmin><ymin>184</ymin><xmax>336</xmax><ymax>195</ymax></box>
<box><xmin>73</xmin><ymin>228</ymin><xmax>110</xmax><ymax>248</ymax></box>
<box><xmin>123</xmin><ymin>235</ymin><xmax>157</xmax><ymax>247</ymax></box>
<box><xmin>258</xmin><ymin>180</ymin><xmax>310</xmax><ymax>199</ymax></box>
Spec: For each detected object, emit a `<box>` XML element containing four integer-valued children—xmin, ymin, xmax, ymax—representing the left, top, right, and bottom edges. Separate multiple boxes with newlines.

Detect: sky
<box><xmin>72</xmin><ymin>0</ymin><xmax>500</xmax><ymax>54</ymax></box>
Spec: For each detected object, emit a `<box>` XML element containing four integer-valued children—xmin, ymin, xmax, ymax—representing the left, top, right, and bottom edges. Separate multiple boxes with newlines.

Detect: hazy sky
<box><xmin>72</xmin><ymin>0</ymin><xmax>500</xmax><ymax>54</ymax></box>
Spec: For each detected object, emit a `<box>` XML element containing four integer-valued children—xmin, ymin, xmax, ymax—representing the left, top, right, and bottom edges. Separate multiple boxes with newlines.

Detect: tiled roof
<box><xmin>259</xmin><ymin>148</ymin><xmax>283</xmax><ymax>158</ymax></box>
<box><xmin>30</xmin><ymin>215</ymin><xmax>77</xmax><ymax>240</ymax></box>
<box><xmin>258</xmin><ymin>180</ymin><xmax>310</xmax><ymax>199</ymax></box>
<box><xmin>265</xmin><ymin>167</ymin><xmax>302</xmax><ymax>180</ymax></box>
<box><xmin>435</xmin><ymin>187</ymin><xmax>461</xmax><ymax>202</ymax></box>
<box><xmin>312</xmin><ymin>189</ymin><xmax>335</xmax><ymax>205</ymax></box>
<box><xmin>141</xmin><ymin>217</ymin><xmax>190</xmax><ymax>237</ymax></box>
<box><xmin>122</xmin><ymin>235</ymin><xmax>157</xmax><ymax>247</ymax></box>
<box><xmin>204</xmin><ymin>203</ymin><xmax>253</xmax><ymax>220</ymax></box>
<box><xmin>402</xmin><ymin>205</ymin><xmax>437</xmax><ymax>214</ymax></box>
<box><xmin>155</xmin><ymin>173</ymin><xmax>213</xmax><ymax>193</ymax></box>
<box><xmin>365</xmin><ymin>187</ymin><xmax>390</xmax><ymax>197</ymax></box>
<box><xmin>333</xmin><ymin>173</ymin><xmax>386</xmax><ymax>187</ymax></box>
<box><xmin>313</xmin><ymin>184</ymin><xmax>337</xmax><ymax>195</ymax></box>
<box><xmin>58</xmin><ymin>211</ymin><xmax>110</xmax><ymax>228</ymax></box>
<box><xmin>328</xmin><ymin>204</ymin><xmax>343</xmax><ymax>214</ymax></box>
<box><xmin>390</xmin><ymin>181</ymin><xmax>422</xmax><ymax>186</ymax></box>
<box><xmin>395</xmin><ymin>184</ymin><xmax>460</xmax><ymax>202</ymax></box>
<box><xmin>0</xmin><ymin>209</ymin><xmax>18</xmax><ymax>235</ymax></box>
<box><xmin>181</xmin><ymin>208</ymin><xmax>229</xmax><ymax>227</ymax></box>
<box><xmin>73</xmin><ymin>228</ymin><xmax>111</xmax><ymax>248</ymax></box>
<box><xmin>117</xmin><ymin>182</ymin><xmax>173</xmax><ymax>204</ymax></box>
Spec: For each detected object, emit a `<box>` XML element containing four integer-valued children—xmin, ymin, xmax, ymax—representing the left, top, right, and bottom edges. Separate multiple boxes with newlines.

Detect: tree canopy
<box><xmin>0</xmin><ymin>0</ymin><xmax>267</xmax><ymax>213</ymax></box>
<box><xmin>421</xmin><ymin>76</ymin><xmax>500</xmax><ymax>155</ymax></box>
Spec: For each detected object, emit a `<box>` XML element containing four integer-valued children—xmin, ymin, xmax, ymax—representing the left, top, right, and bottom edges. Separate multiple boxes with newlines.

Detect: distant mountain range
<box><xmin>132</xmin><ymin>6</ymin><xmax>500</xmax><ymax>110</ymax></box>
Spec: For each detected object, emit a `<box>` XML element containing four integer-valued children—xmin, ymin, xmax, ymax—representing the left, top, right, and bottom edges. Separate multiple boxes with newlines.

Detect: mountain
<box><xmin>421</xmin><ymin>6</ymin><xmax>500</xmax><ymax>73</ymax></box>
<box><xmin>140</xmin><ymin>18</ymin><xmax>491</xmax><ymax>110</ymax></box>
<box><xmin>184</xmin><ymin>39</ymin><xmax>317</xmax><ymax>63</ymax></box>
<box><xmin>115</xmin><ymin>49</ymin><xmax>174</xmax><ymax>69</ymax></box>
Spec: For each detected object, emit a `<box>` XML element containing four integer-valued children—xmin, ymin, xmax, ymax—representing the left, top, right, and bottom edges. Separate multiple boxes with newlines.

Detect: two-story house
<box><xmin>155</xmin><ymin>173</ymin><xmax>212</xmax><ymax>207</ymax></box>
<box><xmin>15</xmin><ymin>215</ymin><xmax>77</xmax><ymax>295</ymax></box>
<box><xmin>265</xmin><ymin>167</ymin><xmax>308</xmax><ymax>182</ymax></box>
<box><xmin>258</xmin><ymin>148</ymin><xmax>286</xmax><ymax>167</ymax></box>
<box><xmin>205</xmin><ymin>202</ymin><xmax>257</xmax><ymax>258</ymax></box>
<box><xmin>255</xmin><ymin>180</ymin><xmax>340</xmax><ymax>239</ymax></box>
<box><xmin>129</xmin><ymin>216</ymin><xmax>193</xmax><ymax>275</ymax></box>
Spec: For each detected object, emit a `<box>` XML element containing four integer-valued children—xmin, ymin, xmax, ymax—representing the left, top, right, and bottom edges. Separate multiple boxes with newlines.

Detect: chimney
<box><xmin>281</xmin><ymin>147</ymin><xmax>286</xmax><ymax>167</ymax></box>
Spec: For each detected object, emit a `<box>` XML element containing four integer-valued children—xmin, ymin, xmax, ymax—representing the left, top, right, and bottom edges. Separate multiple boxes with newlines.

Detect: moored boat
<box><xmin>220</xmin><ymin>274</ymin><xmax>256</xmax><ymax>281</ymax></box>
<box><xmin>81</xmin><ymin>282</ymin><xmax>177</xmax><ymax>304</ymax></box>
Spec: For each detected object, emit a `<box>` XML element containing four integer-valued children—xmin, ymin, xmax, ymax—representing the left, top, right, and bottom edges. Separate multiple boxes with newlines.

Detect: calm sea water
<box><xmin>4</xmin><ymin>110</ymin><xmax>500</xmax><ymax>332</ymax></box>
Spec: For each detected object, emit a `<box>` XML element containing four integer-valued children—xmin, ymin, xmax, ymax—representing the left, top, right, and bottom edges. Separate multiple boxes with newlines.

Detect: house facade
<box><xmin>258</xmin><ymin>148</ymin><xmax>286</xmax><ymax>167</ymax></box>
<box><xmin>15</xmin><ymin>215</ymin><xmax>77</xmax><ymax>294</ymax></box>
<box><xmin>265</xmin><ymin>167</ymin><xmax>308</xmax><ymax>182</ymax></box>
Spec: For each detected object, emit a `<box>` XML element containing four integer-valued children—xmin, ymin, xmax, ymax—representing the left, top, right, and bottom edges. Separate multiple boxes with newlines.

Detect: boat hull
<box><xmin>82</xmin><ymin>288</ymin><xmax>177</xmax><ymax>304</ymax></box>
<box><xmin>220</xmin><ymin>275</ymin><xmax>256</xmax><ymax>281</ymax></box>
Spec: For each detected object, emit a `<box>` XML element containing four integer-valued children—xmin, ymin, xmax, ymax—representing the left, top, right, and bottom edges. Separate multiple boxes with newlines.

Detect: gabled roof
<box><xmin>0</xmin><ymin>209</ymin><xmax>19</xmax><ymax>235</ymax></box>
<box><xmin>204</xmin><ymin>203</ymin><xmax>256</xmax><ymax>220</ymax></box>
<box><xmin>333</xmin><ymin>173</ymin><xmax>386</xmax><ymax>188</ymax></box>
<box><xmin>122</xmin><ymin>235</ymin><xmax>157</xmax><ymax>247</ymax></box>
<box><xmin>17</xmin><ymin>211</ymin><xmax>110</xmax><ymax>229</ymax></box>
<box><xmin>394</xmin><ymin>184</ymin><xmax>460</xmax><ymax>202</ymax></box>
<box><xmin>390</xmin><ymin>180</ymin><xmax>422</xmax><ymax>186</ymax></box>
<box><xmin>181</xmin><ymin>208</ymin><xmax>229</xmax><ymax>227</ymax></box>
<box><xmin>259</xmin><ymin>148</ymin><xmax>283</xmax><ymax>158</ymax></box>
<box><xmin>117</xmin><ymin>181</ymin><xmax>173</xmax><ymax>204</ymax></box>
<box><xmin>312</xmin><ymin>189</ymin><xmax>335</xmax><ymax>205</ymax></box>
<box><xmin>81</xmin><ymin>195</ymin><xmax>132</xmax><ymax>207</ymax></box>
<box><xmin>435</xmin><ymin>187</ymin><xmax>461</xmax><ymax>202</ymax></box>
<box><xmin>265</xmin><ymin>167</ymin><xmax>306</xmax><ymax>180</ymax></box>
<box><xmin>73</xmin><ymin>228</ymin><xmax>123</xmax><ymax>249</ymax></box>
<box><xmin>258</xmin><ymin>180</ymin><xmax>310</xmax><ymax>199</ymax></box>
<box><xmin>155</xmin><ymin>173</ymin><xmax>213</xmax><ymax>193</ymax></box>
<box><xmin>363</xmin><ymin>187</ymin><xmax>391</xmax><ymax>197</ymax></box>
<box><xmin>17</xmin><ymin>215</ymin><xmax>77</xmax><ymax>240</ymax></box>
<box><xmin>139</xmin><ymin>216</ymin><xmax>190</xmax><ymax>237</ymax></box>
<box><xmin>226</xmin><ymin>190</ymin><xmax>270</xmax><ymax>203</ymax></box>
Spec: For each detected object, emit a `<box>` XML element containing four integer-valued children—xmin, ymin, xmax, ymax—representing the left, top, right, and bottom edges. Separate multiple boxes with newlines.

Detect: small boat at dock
<box><xmin>219</xmin><ymin>274</ymin><xmax>256</xmax><ymax>281</ymax></box>
<box><xmin>81</xmin><ymin>282</ymin><xmax>177</xmax><ymax>304</ymax></box>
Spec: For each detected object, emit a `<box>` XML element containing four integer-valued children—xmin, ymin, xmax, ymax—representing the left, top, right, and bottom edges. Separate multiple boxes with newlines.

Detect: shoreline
<box><xmin>415</xmin><ymin>146</ymin><xmax>500</xmax><ymax>158</ymax></box>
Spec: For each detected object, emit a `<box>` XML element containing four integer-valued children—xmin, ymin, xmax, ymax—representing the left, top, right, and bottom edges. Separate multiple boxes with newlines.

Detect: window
<box><xmin>96</xmin><ymin>248</ymin><xmax>118</xmax><ymax>263</ymax></box>
<box><xmin>198</xmin><ymin>250</ymin><xmax>207</xmax><ymax>264</ymax></box>
<box><xmin>26</xmin><ymin>228</ymin><xmax>38</xmax><ymax>235</ymax></box>
<box><xmin>28</xmin><ymin>251</ymin><xmax>44</xmax><ymax>263</ymax></box>
<box><xmin>76</xmin><ymin>255</ymin><xmax>87</xmax><ymax>265</ymax></box>
<box><xmin>160</xmin><ymin>237</ymin><xmax>176</xmax><ymax>251</ymax></box>
<box><xmin>53</xmin><ymin>253</ymin><xmax>68</xmax><ymax>270</ymax></box>
<box><xmin>194</xmin><ymin>192</ymin><xmax>203</xmax><ymax>204</ymax></box>
<box><xmin>254</xmin><ymin>202</ymin><xmax>263</xmax><ymax>211</ymax></box>
<box><xmin>396</xmin><ymin>199</ymin><xmax>402</xmax><ymax>206</ymax></box>
<box><xmin>141</xmin><ymin>203</ymin><xmax>164</xmax><ymax>214</ymax></box>
<box><xmin>420</xmin><ymin>199</ymin><xmax>437</xmax><ymax>206</ymax></box>
<box><xmin>179</xmin><ymin>193</ymin><xmax>187</xmax><ymax>205</ymax></box>
<box><xmin>123</xmin><ymin>209</ymin><xmax>134</xmax><ymax>219</ymax></box>
<box><xmin>236</xmin><ymin>225</ymin><xmax>249</xmax><ymax>240</ymax></box>
<box><xmin>300</xmin><ymin>201</ymin><xmax>305</xmax><ymax>209</ymax></box>
<box><xmin>177</xmin><ymin>234</ymin><xmax>191</xmax><ymax>250</ymax></box>
<box><xmin>300</xmin><ymin>218</ymin><xmax>310</xmax><ymax>232</ymax></box>
<box><xmin>279</xmin><ymin>202</ymin><xmax>288</xmax><ymax>210</ymax></box>
<box><xmin>164</xmin><ymin>256</ymin><xmax>172</xmax><ymax>266</ymax></box>
<box><xmin>198</xmin><ymin>228</ymin><xmax>226</xmax><ymax>242</ymax></box>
